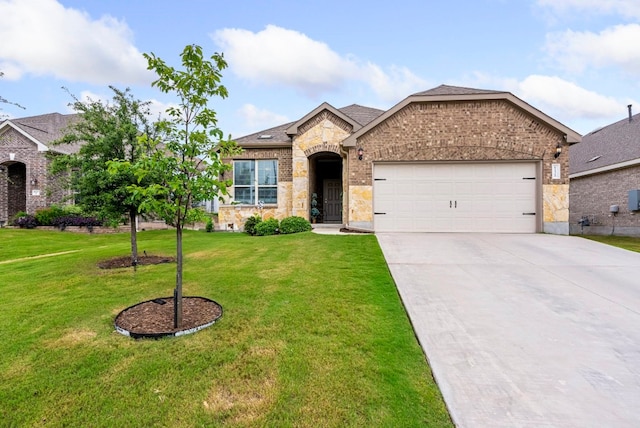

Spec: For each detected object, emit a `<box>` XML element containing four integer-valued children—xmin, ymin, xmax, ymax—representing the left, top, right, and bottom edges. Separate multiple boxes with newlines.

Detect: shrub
<box><xmin>255</xmin><ymin>218</ymin><xmax>279</xmax><ymax>236</ymax></box>
<box><xmin>14</xmin><ymin>215</ymin><xmax>38</xmax><ymax>229</ymax></box>
<box><xmin>51</xmin><ymin>215</ymin><xmax>102</xmax><ymax>230</ymax></box>
<box><xmin>205</xmin><ymin>217</ymin><xmax>214</xmax><ymax>233</ymax></box>
<box><xmin>34</xmin><ymin>205</ymin><xmax>67</xmax><ymax>226</ymax></box>
<box><xmin>280</xmin><ymin>216</ymin><xmax>312</xmax><ymax>234</ymax></box>
<box><xmin>243</xmin><ymin>214</ymin><xmax>262</xmax><ymax>236</ymax></box>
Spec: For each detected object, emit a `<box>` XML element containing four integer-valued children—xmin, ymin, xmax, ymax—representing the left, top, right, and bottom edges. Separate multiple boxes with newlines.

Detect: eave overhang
<box><xmin>284</xmin><ymin>102</ymin><xmax>362</xmax><ymax>136</ymax></box>
<box><xmin>342</xmin><ymin>92</ymin><xmax>582</xmax><ymax>147</ymax></box>
<box><xmin>0</xmin><ymin>121</ymin><xmax>50</xmax><ymax>152</ymax></box>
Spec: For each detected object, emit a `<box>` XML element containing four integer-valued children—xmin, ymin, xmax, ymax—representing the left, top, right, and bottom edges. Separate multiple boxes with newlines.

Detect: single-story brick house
<box><xmin>569</xmin><ymin>107</ymin><xmax>640</xmax><ymax>236</ymax></box>
<box><xmin>219</xmin><ymin>84</ymin><xmax>581</xmax><ymax>234</ymax></box>
<box><xmin>0</xmin><ymin>113</ymin><xmax>79</xmax><ymax>224</ymax></box>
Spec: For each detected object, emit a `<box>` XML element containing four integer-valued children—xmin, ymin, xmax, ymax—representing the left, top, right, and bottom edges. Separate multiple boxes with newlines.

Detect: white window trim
<box><xmin>232</xmin><ymin>159</ymin><xmax>278</xmax><ymax>206</ymax></box>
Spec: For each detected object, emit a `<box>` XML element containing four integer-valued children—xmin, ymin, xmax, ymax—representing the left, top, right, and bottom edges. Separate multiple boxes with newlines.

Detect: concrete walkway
<box><xmin>377</xmin><ymin>233</ymin><xmax>640</xmax><ymax>428</ymax></box>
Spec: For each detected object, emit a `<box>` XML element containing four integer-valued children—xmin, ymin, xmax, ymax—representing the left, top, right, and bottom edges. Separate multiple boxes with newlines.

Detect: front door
<box><xmin>323</xmin><ymin>179</ymin><xmax>342</xmax><ymax>223</ymax></box>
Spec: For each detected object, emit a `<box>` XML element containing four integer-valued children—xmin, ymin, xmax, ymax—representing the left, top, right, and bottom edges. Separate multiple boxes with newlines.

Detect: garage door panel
<box><xmin>373</xmin><ymin>163</ymin><xmax>537</xmax><ymax>233</ymax></box>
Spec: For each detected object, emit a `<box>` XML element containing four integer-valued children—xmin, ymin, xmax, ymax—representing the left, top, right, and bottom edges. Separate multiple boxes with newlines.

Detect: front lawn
<box><xmin>581</xmin><ymin>234</ymin><xmax>640</xmax><ymax>253</ymax></box>
<box><xmin>0</xmin><ymin>229</ymin><xmax>452</xmax><ymax>427</ymax></box>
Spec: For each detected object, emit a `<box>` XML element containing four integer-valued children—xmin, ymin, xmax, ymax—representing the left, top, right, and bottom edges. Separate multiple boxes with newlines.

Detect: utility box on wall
<box><xmin>629</xmin><ymin>190</ymin><xmax>640</xmax><ymax>211</ymax></box>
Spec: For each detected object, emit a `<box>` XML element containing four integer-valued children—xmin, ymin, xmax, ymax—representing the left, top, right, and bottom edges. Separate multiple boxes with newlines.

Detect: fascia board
<box><xmin>569</xmin><ymin>158</ymin><xmax>640</xmax><ymax>179</ymax></box>
<box><xmin>284</xmin><ymin>102</ymin><xmax>362</xmax><ymax>136</ymax></box>
<box><xmin>343</xmin><ymin>92</ymin><xmax>582</xmax><ymax>147</ymax></box>
<box><xmin>0</xmin><ymin>121</ymin><xmax>49</xmax><ymax>151</ymax></box>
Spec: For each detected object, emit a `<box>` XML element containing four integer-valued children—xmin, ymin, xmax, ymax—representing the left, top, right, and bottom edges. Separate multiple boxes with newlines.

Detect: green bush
<box><xmin>243</xmin><ymin>214</ymin><xmax>262</xmax><ymax>236</ymax></box>
<box><xmin>255</xmin><ymin>218</ymin><xmax>279</xmax><ymax>236</ymax></box>
<box><xmin>280</xmin><ymin>216</ymin><xmax>312</xmax><ymax>234</ymax></box>
<box><xmin>205</xmin><ymin>217</ymin><xmax>214</xmax><ymax>233</ymax></box>
<box><xmin>32</xmin><ymin>205</ymin><xmax>92</xmax><ymax>227</ymax></box>
<box><xmin>34</xmin><ymin>206</ymin><xmax>67</xmax><ymax>226</ymax></box>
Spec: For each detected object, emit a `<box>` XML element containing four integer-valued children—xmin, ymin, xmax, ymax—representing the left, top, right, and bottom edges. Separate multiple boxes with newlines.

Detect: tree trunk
<box><xmin>174</xmin><ymin>225</ymin><xmax>183</xmax><ymax>328</ymax></box>
<box><xmin>129</xmin><ymin>209</ymin><xmax>138</xmax><ymax>267</ymax></box>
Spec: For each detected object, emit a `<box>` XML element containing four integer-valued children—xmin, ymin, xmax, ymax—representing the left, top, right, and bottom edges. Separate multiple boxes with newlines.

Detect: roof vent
<box><xmin>628</xmin><ymin>104</ymin><xmax>633</xmax><ymax>122</ymax></box>
<box><xmin>587</xmin><ymin>156</ymin><xmax>601</xmax><ymax>163</ymax></box>
<box><xmin>258</xmin><ymin>134</ymin><xmax>272</xmax><ymax>139</ymax></box>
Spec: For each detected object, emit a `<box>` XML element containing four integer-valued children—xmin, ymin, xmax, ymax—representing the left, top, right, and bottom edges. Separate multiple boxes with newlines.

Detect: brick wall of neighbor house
<box><xmin>0</xmin><ymin>128</ymin><xmax>52</xmax><ymax>221</ymax></box>
<box><xmin>218</xmin><ymin>147</ymin><xmax>293</xmax><ymax>230</ymax></box>
<box><xmin>569</xmin><ymin>166</ymin><xmax>640</xmax><ymax>236</ymax></box>
<box><xmin>0</xmin><ymin>167</ymin><xmax>7</xmax><ymax>221</ymax></box>
<box><xmin>349</xmin><ymin>100</ymin><xmax>569</xmax><ymax>232</ymax></box>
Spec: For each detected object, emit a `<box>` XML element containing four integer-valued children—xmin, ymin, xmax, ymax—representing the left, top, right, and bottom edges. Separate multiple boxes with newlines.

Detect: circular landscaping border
<box><xmin>114</xmin><ymin>296</ymin><xmax>223</xmax><ymax>339</ymax></box>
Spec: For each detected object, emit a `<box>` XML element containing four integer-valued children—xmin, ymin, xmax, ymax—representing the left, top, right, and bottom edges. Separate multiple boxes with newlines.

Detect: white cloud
<box><xmin>212</xmin><ymin>25</ymin><xmax>426</xmax><ymax>102</ymax></box>
<box><xmin>461</xmin><ymin>72</ymin><xmax>630</xmax><ymax>123</ymax></box>
<box><xmin>0</xmin><ymin>0</ymin><xmax>151</xmax><ymax>84</ymax></box>
<box><xmin>545</xmin><ymin>24</ymin><xmax>640</xmax><ymax>74</ymax></box>
<box><xmin>361</xmin><ymin>63</ymin><xmax>428</xmax><ymax>103</ymax></box>
<box><xmin>516</xmin><ymin>75</ymin><xmax>626</xmax><ymax>119</ymax></box>
<box><xmin>536</xmin><ymin>0</ymin><xmax>640</xmax><ymax>19</ymax></box>
<box><xmin>213</xmin><ymin>25</ymin><xmax>357</xmax><ymax>96</ymax></box>
<box><xmin>238</xmin><ymin>104</ymin><xmax>289</xmax><ymax>131</ymax></box>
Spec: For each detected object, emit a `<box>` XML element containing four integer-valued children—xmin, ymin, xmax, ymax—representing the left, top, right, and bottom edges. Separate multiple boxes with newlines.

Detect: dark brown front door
<box><xmin>323</xmin><ymin>179</ymin><xmax>342</xmax><ymax>223</ymax></box>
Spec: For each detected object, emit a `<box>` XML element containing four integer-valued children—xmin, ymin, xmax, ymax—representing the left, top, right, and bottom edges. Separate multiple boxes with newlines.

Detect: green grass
<box><xmin>0</xmin><ymin>229</ymin><xmax>452</xmax><ymax>427</ymax></box>
<box><xmin>580</xmin><ymin>235</ymin><xmax>640</xmax><ymax>253</ymax></box>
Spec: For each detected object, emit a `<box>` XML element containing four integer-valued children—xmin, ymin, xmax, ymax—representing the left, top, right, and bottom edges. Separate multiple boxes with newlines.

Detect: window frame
<box><xmin>232</xmin><ymin>159</ymin><xmax>278</xmax><ymax>205</ymax></box>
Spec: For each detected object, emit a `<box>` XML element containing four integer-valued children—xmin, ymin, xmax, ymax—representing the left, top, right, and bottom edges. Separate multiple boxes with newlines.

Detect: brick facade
<box><xmin>220</xmin><ymin>88</ymin><xmax>576</xmax><ymax>233</ymax></box>
<box><xmin>352</xmin><ymin>100</ymin><xmax>566</xmax><ymax>186</ymax></box>
<box><xmin>0</xmin><ymin>127</ymin><xmax>68</xmax><ymax>222</ymax></box>
<box><xmin>569</xmin><ymin>166</ymin><xmax>640</xmax><ymax>236</ymax></box>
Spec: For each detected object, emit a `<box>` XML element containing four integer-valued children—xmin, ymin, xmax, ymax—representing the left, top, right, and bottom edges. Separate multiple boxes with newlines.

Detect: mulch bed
<box><xmin>114</xmin><ymin>296</ymin><xmax>223</xmax><ymax>338</ymax></box>
<box><xmin>98</xmin><ymin>255</ymin><xmax>175</xmax><ymax>269</ymax></box>
<box><xmin>339</xmin><ymin>227</ymin><xmax>372</xmax><ymax>234</ymax></box>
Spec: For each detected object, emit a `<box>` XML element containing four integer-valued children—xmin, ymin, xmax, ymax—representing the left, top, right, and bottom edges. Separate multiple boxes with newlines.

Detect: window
<box><xmin>233</xmin><ymin>160</ymin><xmax>278</xmax><ymax>204</ymax></box>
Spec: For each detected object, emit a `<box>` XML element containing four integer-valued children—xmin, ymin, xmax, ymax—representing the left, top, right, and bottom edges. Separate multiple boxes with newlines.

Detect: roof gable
<box><xmin>0</xmin><ymin>113</ymin><xmax>81</xmax><ymax>153</ymax></box>
<box><xmin>569</xmin><ymin>112</ymin><xmax>640</xmax><ymax>176</ymax></box>
<box><xmin>234</xmin><ymin>103</ymin><xmax>384</xmax><ymax>147</ymax></box>
<box><xmin>284</xmin><ymin>102</ymin><xmax>361</xmax><ymax>136</ymax></box>
<box><xmin>412</xmin><ymin>84</ymin><xmax>504</xmax><ymax>97</ymax></box>
<box><xmin>0</xmin><ymin>120</ymin><xmax>49</xmax><ymax>152</ymax></box>
<box><xmin>343</xmin><ymin>85</ymin><xmax>581</xmax><ymax>147</ymax></box>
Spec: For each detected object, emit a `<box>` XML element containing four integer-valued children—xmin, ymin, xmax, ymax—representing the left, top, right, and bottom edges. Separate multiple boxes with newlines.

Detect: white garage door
<box><xmin>373</xmin><ymin>163</ymin><xmax>537</xmax><ymax>233</ymax></box>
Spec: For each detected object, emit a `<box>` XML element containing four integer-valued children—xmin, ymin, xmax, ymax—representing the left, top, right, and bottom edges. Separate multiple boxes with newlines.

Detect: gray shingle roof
<box><xmin>569</xmin><ymin>112</ymin><xmax>640</xmax><ymax>175</ymax></box>
<box><xmin>2</xmin><ymin>112</ymin><xmax>81</xmax><ymax>154</ymax></box>
<box><xmin>234</xmin><ymin>104</ymin><xmax>384</xmax><ymax>146</ymax></box>
<box><xmin>336</xmin><ymin>104</ymin><xmax>384</xmax><ymax>127</ymax></box>
<box><xmin>412</xmin><ymin>84</ymin><xmax>505</xmax><ymax>97</ymax></box>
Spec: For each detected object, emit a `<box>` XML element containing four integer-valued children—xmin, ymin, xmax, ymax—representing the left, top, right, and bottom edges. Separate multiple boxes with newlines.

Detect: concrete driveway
<box><xmin>376</xmin><ymin>233</ymin><xmax>640</xmax><ymax>428</ymax></box>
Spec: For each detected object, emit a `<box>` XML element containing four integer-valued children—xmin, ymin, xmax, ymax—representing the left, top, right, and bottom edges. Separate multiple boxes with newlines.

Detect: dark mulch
<box><xmin>339</xmin><ymin>227</ymin><xmax>372</xmax><ymax>234</ymax></box>
<box><xmin>115</xmin><ymin>296</ymin><xmax>222</xmax><ymax>336</ymax></box>
<box><xmin>98</xmin><ymin>255</ymin><xmax>175</xmax><ymax>269</ymax></box>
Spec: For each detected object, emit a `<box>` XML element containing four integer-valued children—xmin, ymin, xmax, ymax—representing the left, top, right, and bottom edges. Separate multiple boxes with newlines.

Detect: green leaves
<box><xmin>132</xmin><ymin>44</ymin><xmax>241</xmax><ymax>229</ymax></box>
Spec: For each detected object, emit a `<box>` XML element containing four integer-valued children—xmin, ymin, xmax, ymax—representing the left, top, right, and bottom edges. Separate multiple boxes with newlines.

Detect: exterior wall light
<box><xmin>554</xmin><ymin>143</ymin><xmax>562</xmax><ymax>158</ymax></box>
<box><xmin>357</xmin><ymin>147</ymin><xmax>364</xmax><ymax>161</ymax></box>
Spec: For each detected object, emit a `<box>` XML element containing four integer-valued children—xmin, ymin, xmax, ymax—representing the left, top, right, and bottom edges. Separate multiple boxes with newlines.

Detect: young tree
<box><xmin>122</xmin><ymin>44</ymin><xmax>240</xmax><ymax>328</ymax></box>
<box><xmin>53</xmin><ymin>87</ymin><xmax>156</xmax><ymax>266</ymax></box>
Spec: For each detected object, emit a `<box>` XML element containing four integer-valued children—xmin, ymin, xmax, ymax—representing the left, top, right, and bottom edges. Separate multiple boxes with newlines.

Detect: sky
<box><xmin>1</xmin><ymin>0</ymin><xmax>640</xmax><ymax>137</ymax></box>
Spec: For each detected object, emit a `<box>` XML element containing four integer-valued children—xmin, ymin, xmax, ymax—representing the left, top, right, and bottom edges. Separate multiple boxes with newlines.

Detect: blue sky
<box><xmin>1</xmin><ymin>0</ymin><xmax>639</xmax><ymax>137</ymax></box>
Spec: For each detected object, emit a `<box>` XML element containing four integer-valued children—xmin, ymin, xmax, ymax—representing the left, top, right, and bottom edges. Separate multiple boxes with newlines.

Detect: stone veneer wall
<box><xmin>569</xmin><ymin>166</ymin><xmax>640</xmax><ymax>236</ymax></box>
<box><xmin>291</xmin><ymin>113</ymin><xmax>350</xmax><ymax>219</ymax></box>
<box><xmin>349</xmin><ymin>100</ymin><xmax>569</xmax><ymax>232</ymax></box>
<box><xmin>218</xmin><ymin>147</ymin><xmax>293</xmax><ymax>230</ymax></box>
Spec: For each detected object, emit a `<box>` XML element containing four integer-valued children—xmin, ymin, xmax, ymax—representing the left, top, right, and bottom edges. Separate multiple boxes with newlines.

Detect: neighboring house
<box><xmin>569</xmin><ymin>107</ymin><xmax>640</xmax><ymax>236</ymax></box>
<box><xmin>219</xmin><ymin>84</ymin><xmax>581</xmax><ymax>234</ymax></box>
<box><xmin>0</xmin><ymin>113</ymin><xmax>80</xmax><ymax>224</ymax></box>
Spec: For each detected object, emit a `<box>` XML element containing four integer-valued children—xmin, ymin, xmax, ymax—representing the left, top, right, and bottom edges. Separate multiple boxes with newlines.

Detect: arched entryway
<box><xmin>308</xmin><ymin>152</ymin><xmax>343</xmax><ymax>224</ymax></box>
<box><xmin>0</xmin><ymin>162</ymin><xmax>27</xmax><ymax>222</ymax></box>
